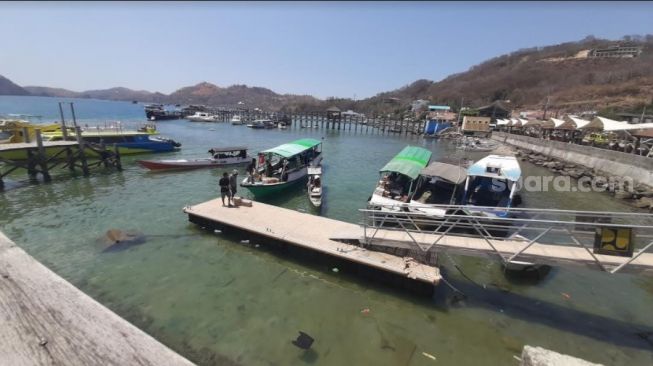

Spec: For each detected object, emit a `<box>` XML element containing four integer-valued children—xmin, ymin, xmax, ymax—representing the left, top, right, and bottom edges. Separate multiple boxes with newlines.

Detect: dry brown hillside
<box><xmin>317</xmin><ymin>35</ymin><xmax>653</xmax><ymax>116</ymax></box>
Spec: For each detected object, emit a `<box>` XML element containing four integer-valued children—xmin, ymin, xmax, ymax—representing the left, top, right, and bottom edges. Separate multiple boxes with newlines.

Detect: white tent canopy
<box><xmin>566</xmin><ymin>115</ymin><xmax>592</xmax><ymax>129</ymax></box>
<box><xmin>584</xmin><ymin>116</ymin><xmax>644</xmax><ymax>132</ymax></box>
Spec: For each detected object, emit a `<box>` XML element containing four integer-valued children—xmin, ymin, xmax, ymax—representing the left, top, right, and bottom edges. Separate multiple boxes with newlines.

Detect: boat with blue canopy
<box><xmin>240</xmin><ymin>138</ymin><xmax>323</xmax><ymax>197</ymax></box>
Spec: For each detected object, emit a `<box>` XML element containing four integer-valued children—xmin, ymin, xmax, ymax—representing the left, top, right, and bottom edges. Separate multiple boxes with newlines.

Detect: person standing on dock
<box><xmin>219</xmin><ymin>172</ymin><xmax>231</xmax><ymax>206</ymax></box>
<box><xmin>229</xmin><ymin>170</ymin><xmax>239</xmax><ymax>203</ymax></box>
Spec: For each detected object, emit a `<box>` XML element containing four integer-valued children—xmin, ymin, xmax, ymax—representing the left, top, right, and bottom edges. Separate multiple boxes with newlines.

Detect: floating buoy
<box><xmin>422</xmin><ymin>352</ymin><xmax>436</xmax><ymax>361</ymax></box>
<box><xmin>332</xmin><ymin>267</ymin><xmax>339</xmax><ymax>273</ymax></box>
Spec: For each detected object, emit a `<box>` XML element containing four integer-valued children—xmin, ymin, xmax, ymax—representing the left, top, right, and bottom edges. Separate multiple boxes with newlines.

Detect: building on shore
<box><xmin>461</xmin><ymin>116</ymin><xmax>491</xmax><ymax>136</ymax></box>
<box><xmin>617</xmin><ymin>112</ymin><xmax>653</xmax><ymax>124</ymax></box>
<box><xmin>477</xmin><ymin>100</ymin><xmax>512</xmax><ymax>122</ymax></box>
<box><xmin>588</xmin><ymin>44</ymin><xmax>642</xmax><ymax>58</ymax></box>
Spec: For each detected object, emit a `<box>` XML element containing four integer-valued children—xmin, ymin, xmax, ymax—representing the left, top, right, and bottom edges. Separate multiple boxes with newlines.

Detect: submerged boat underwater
<box><xmin>240</xmin><ymin>138</ymin><xmax>323</xmax><ymax>197</ymax></box>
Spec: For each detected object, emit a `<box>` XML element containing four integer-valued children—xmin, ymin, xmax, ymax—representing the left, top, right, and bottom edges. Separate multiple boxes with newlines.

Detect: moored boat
<box><xmin>240</xmin><ymin>138</ymin><xmax>323</xmax><ymax>197</ymax></box>
<box><xmin>307</xmin><ymin>165</ymin><xmax>323</xmax><ymax>207</ymax></box>
<box><xmin>231</xmin><ymin>115</ymin><xmax>243</xmax><ymax>125</ymax></box>
<box><xmin>246</xmin><ymin>119</ymin><xmax>275</xmax><ymax>129</ymax></box>
<box><xmin>187</xmin><ymin>112</ymin><xmax>219</xmax><ymax>122</ymax></box>
<box><xmin>461</xmin><ymin>154</ymin><xmax>522</xmax><ymax>215</ymax></box>
<box><xmin>144</xmin><ymin>104</ymin><xmax>182</xmax><ymax>121</ymax></box>
<box><xmin>368</xmin><ymin>145</ymin><xmax>432</xmax><ymax>209</ymax></box>
<box><xmin>138</xmin><ymin>147</ymin><xmax>249</xmax><ymax>171</ymax></box>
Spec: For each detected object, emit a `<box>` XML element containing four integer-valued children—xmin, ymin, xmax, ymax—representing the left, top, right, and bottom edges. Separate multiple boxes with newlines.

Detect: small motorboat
<box><xmin>231</xmin><ymin>115</ymin><xmax>243</xmax><ymax>125</ymax></box>
<box><xmin>307</xmin><ymin>165</ymin><xmax>323</xmax><ymax>207</ymax></box>
<box><xmin>187</xmin><ymin>112</ymin><xmax>219</xmax><ymax>122</ymax></box>
<box><xmin>137</xmin><ymin>146</ymin><xmax>249</xmax><ymax>171</ymax></box>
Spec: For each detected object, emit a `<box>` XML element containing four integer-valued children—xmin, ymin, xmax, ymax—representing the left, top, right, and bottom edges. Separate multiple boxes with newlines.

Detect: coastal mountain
<box><xmin>17</xmin><ymin>80</ymin><xmax>319</xmax><ymax>111</ymax></box>
<box><xmin>164</xmin><ymin>82</ymin><xmax>319</xmax><ymax>111</ymax></box>
<box><xmin>3</xmin><ymin>34</ymin><xmax>653</xmax><ymax>114</ymax></box>
<box><xmin>0</xmin><ymin>75</ymin><xmax>30</xmax><ymax>96</ymax></box>
<box><xmin>344</xmin><ymin>35</ymin><xmax>653</xmax><ymax>115</ymax></box>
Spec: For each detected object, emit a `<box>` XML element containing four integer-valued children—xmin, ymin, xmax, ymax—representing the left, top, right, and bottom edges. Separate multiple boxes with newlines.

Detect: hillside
<box><xmin>18</xmin><ymin>80</ymin><xmax>319</xmax><ymax>111</ymax></box>
<box><xmin>0</xmin><ymin>75</ymin><xmax>29</xmax><ymax>96</ymax></box>
<box><xmin>343</xmin><ymin>35</ymin><xmax>653</xmax><ymax>115</ymax></box>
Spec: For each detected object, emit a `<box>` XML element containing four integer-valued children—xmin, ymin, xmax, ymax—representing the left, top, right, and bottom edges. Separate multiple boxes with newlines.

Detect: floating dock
<box><xmin>0</xmin><ymin>231</ymin><xmax>193</xmax><ymax>366</ymax></box>
<box><xmin>183</xmin><ymin>199</ymin><xmax>441</xmax><ymax>290</ymax></box>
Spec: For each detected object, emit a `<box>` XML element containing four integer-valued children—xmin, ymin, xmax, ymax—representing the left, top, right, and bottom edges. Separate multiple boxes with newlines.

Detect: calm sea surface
<box><xmin>1</xmin><ymin>96</ymin><xmax>652</xmax><ymax>365</ymax></box>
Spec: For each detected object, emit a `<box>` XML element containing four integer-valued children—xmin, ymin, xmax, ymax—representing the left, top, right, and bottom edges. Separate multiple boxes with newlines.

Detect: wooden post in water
<box><xmin>34</xmin><ymin>129</ymin><xmax>51</xmax><ymax>182</ymax></box>
<box><xmin>22</xmin><ymin>127</ymin><xmax>30</xmax><ymax>143</ymax></box>
<box><xmin>69</xmin><ymin>102</ymin><xmax>78</xmax><ymax>128</ymax></box>
<box><xmin>58</xmin><ymin>102</ymin><xmax>69</xmax><ymax>140</ymax></box>
<box><xmin>113</xmin><ymin>143</ymin><xmax>122</xmax><ymax>171</ymax></box>
<box><xmin>75</xmin><ymin>126</ymin><xmax>89</xmax><ymax>176</ymax></box>
<box><xmin>26</xmin><ymin>149</ymin><xmax>37</xmax><ymax>178</ymax></box>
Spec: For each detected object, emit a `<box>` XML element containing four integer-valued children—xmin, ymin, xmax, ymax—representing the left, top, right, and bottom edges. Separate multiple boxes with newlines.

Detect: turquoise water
<box><xmin>1</xmin><ymin>96</ymin><xmax>652</xmax><ymax>365</ymax></box>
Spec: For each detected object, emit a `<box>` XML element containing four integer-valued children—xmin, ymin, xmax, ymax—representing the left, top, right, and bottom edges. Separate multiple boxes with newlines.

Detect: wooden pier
<box><xmin>183</xmin><ymin>199</ymin><xmax>441</xmax><ymax>290</ymax></box>
<box><xmin>0</xmin><ymin>231</ymin><xmax>194</xmax><ymax>366</ymax></box>
<box><xmin>0</xmin><ymin>128</ymin><xmax>122</xmax><ymax>189</ymax></box>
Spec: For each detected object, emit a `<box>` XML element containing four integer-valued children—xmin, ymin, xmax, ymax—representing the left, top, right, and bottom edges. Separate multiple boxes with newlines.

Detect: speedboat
<box><xmin>247</xmin><ymin>119</ymin><xmax>275</xmax><ymax>129</ymax></box>
<box><xmin>231</xmin><ymin>115</ymin><xmax>243</xmax><ymax>125</ymax></box>
<box><xmin>187</xmin><ymin>112</ymin><xmax>219</xmax><ymax>122</ymax></box>
<box><xmin>368</xmin><ymin>146</ymin><xmax>432</xmax><ymax>210</ymax></box>
<box><xmin>240</xmin><ymin>138</ymin><xmax>323</xmax><ymax>197</ymax></box>
<box><xmin>307</xmin><ymin>165</ymin><xmax>323</xmax><ymax>207</ymax></box>
<box><xmin>461</xmin><ymin>155</ymin><xmax>522</xmax><ymax>217</ymax></box>
<box><xmin>138</xmin><ymin>147</ymin><xmax>249</xmax><ymax>171</ymax></box>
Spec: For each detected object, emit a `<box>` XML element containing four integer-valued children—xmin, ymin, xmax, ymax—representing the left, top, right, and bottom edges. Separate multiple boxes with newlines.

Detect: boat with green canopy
<box><xmin>368</xmin><ymin>145</ymin><xmax>432</xmax><ymax>208</ymax></box>
<box><xmin>240</xmin><ymin>138</ymin><xmax>323</xmax><ymax>197</ymax></box>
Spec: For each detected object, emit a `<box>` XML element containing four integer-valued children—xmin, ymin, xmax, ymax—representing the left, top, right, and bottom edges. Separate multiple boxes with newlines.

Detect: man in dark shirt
<box><xmin>219</xmin><ymin>172</ymin><xmax>230</xmax><ymax>206</ymax></box>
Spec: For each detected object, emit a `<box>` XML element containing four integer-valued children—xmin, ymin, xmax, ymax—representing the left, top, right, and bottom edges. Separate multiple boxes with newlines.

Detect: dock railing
<box><xmin>360</xmin><ymin>203</ymin><xmax>653</xmax><ymax>274</ymax></box>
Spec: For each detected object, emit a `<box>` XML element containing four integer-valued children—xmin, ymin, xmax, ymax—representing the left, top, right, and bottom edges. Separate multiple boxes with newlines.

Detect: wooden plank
<box><xmin>0</xmin><ymin>141</ymin><xmax>78</xmax><ymax>152</ymax></box>
<box><xmin>0</xmin><ymin>232</ymin><xmax>194</xmax><ymax>366</ymax></box>
<box><xmin>352</xmin><ymin>228</ymin><xmax>653</xmax><ymax>274</ymax></box>
<box><xmin>183</xmin><ymin>199</ymin><xmax>441</xmax><ymax>284</ymax></box>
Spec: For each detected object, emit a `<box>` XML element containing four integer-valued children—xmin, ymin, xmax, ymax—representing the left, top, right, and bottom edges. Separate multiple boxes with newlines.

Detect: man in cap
<box><xmin>228</xmin><ymin>169</ymin><xmax>239</xmax><ymax>205</ymax></box>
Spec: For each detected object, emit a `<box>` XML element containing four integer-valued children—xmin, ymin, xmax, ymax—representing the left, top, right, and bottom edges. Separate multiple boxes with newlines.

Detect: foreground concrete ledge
<box><xmin>521</xmin><ymin>345</ymin><xmax>604</xmax><ymax>366</ymax></box>
<box><xmin>0</xmin><ymin>231</ymin><xmax>194</xmax><ymax>366</ymax></box>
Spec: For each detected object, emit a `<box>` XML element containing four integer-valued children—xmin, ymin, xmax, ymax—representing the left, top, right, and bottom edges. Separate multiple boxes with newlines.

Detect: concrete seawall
<box><xmin>492</xmin><ymin>132</ymin><xmax>653</xmax><ymax>186</ymax></box>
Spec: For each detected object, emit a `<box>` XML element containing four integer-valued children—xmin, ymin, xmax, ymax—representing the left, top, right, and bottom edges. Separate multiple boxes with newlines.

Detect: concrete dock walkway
<box><xmin>0</xmin><ymin>231</ymin><xmax>194</xmax><ymax>366</ymax></box>
<box><xmin>183</xmin><ymin>199</ymin><xmax>441</xmax><ymax>285</ymax></box>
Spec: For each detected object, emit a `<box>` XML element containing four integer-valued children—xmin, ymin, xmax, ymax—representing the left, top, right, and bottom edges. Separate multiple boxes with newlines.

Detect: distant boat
<box><xmin>138</xmin><ymin>147</ymin><xmax>249</xmax><ymax>171</ymax></box>
<box><xmin>144</xmin><ymin>104</ymin><xmax>182</xmax><ymax>121</ymax></box>
<box><xmin>307</xmin><ymin>165</ymin><xmax>323</xmax><ymax>207</ymax></box>
<box><xmin>132</xmin><ymin>100</ymin><xmax>138</xmax><ymax>104</ymax></box>
<box><xmin>187</xmin><ymin>112</ymin><xmax>219</xmax><ymax>122</ymax></box>
<box><xmin>231</xmin><ymin>115</ymin><xmax>243</xmax><ymax>125</ymax></box>
<box><xmin>246</xmin><ymin>119</ymin><xmax>275</xmax><ymax>129</ymax></box>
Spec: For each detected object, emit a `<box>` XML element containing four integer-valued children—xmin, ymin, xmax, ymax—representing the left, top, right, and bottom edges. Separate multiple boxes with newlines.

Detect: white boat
<box><xmin>138</xmin><ymin>147</ymin><xmax>249</xmax><ymax>170</ymax></box>
<box><xmin>368</xmin><ymin>146</ymin><xmax>432</xmax><ymax>211</ymax></box>
<box><xmin>231</xmin><ymin>115</ymin><xmax>243</xmax><ymax>125</ymax></box>
<box><xmin>408</xmin><ymin>161</ymin><xmax>469</xmax><ymax>217</ymax></box>
<box><xmin>278</xmin><ymin>122</ymin><xmax>288</xmax><ymax>129</ymax></box>
<box><xmin>461</xmin><ymin>155</ymin><xmax>522</xmax><ymax>216</ymax></box>
<box><xmin>187</xmin><ymin>112</ymin><xmax>219</xmax><ymax>122</ymax></box>
<box><xmin>240</xmin><ymin>138</ymin><xmax>323</xmax><ymax>197</ymax></box>
<box><xmin>307</xmin><ymin>166</ymin><xmax>323</xmax><ymax>207</ymax></box>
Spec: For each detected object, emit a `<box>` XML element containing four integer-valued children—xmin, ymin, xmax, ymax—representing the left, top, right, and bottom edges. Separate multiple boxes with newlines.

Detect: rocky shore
<box><xmin>515</xmin><ymin>149</ymin><xmax>653</xmax><ymax>211</ymax></box>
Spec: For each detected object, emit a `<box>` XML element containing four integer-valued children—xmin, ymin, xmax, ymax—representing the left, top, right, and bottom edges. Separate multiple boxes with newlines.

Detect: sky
<box><xmin>1</xmin><ymin>1</ymin><xmax>652</xmax><ymax>99</ymax></box>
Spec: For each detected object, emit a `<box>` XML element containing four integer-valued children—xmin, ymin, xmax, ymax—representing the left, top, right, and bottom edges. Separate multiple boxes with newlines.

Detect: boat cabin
<box><xmin>411</xmin><ymin>162</ymin><xmax>468</xmax><ymax>205</ymax></box>
<box><xmin>462</xmin><ymin>155</ymin><xmax>521</xmax><ymax>208</ymax></box>
<box><xmin>253</xmin><ymin>138</ymin><xmax>322</xmax><ymax>182</ymax></box>
<box><xmin>208</xmin><ymin>147</ymin><xmax>247</xmax><ymax>159</ymax></box>
<box><xmin>370</xmin><ymin>146</ymin><xmax>432</xmax><ymax>205</ymax></box>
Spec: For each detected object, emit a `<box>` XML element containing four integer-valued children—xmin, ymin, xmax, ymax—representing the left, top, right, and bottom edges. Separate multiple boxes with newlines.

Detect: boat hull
<box><xmin>241</xmin><ymin>176</ymin><xmax>305</xmax><ymax>197</ymax></box>
<box><xmin>138</xmin><ymin>156</ymin><xmax>249</xmax><ymax>171</ymax></box>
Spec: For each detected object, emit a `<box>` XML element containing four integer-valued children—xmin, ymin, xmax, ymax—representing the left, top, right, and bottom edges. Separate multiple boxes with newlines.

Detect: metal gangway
<box><xmin>360</xmin><ymin>203</ymin><xmax>653</xmax><ymax>274</ymax></box>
